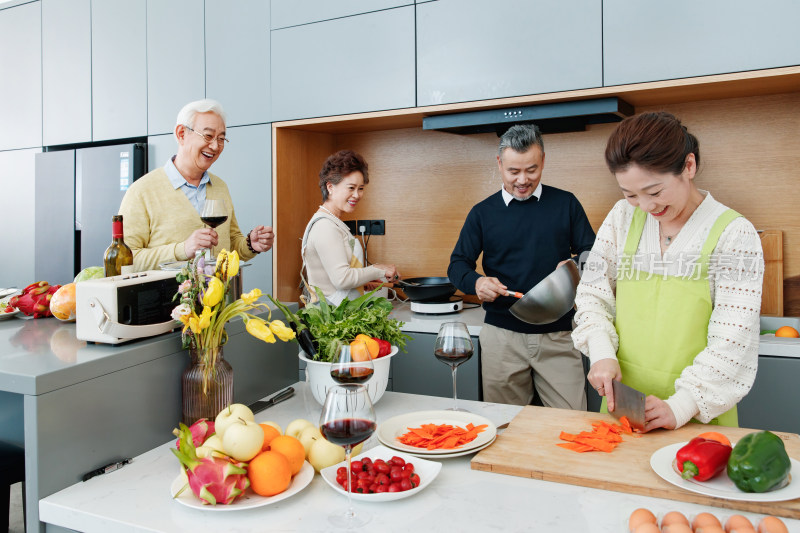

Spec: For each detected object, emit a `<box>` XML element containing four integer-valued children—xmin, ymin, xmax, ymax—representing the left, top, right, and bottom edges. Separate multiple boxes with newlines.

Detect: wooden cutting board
<box><xmin>760</xmin><ymin>230</ymin><xmax>784</xmax><ymax>316</ymax></box>
<box><xmin>471</xmin><ymin>406</ymin><xmax>800</xmax><ymax>518</ymax></box>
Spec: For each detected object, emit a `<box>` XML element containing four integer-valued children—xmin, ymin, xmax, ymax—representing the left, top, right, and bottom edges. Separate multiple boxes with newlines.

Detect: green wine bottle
<box><xmin>103</xmin><ymin>215</ymin><xmax>134</xmax><ymax>276</ymax></box>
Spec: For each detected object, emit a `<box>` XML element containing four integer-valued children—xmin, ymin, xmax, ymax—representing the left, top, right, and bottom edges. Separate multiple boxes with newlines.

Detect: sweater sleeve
<box><xmin>227</xmin><ymin>208</ymin><xmax>256</xmax><ymax>262</ymax></box>
<box><xmin>569</xmin><ymin>194</ymin><xmax>597</xmax><ymax>257</ymax></box>
<box><xmin>666</xmin><ymin>217</ymin><xmax>763</xmax><ymax>427</ymax></box>
<box><xmin>307</xmin><ymin>220</ymin><xmax>384</xmax><ymax>291</ymax></box>
<box><xmin>447</xmin><ymin>206</ymin><xmax>484</xmax><ymax>295</ymax></box>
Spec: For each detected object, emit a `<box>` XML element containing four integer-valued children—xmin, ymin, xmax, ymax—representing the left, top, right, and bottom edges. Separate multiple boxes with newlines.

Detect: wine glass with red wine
<box><xmin>319</xmin><ymin>384</ymin><xmax>376</xmax><ymax>528</ymax></box>
<box><xmin>330</xmin><ymin>342</ymin><xmax>374</xmax><ymax>385</ymax></box>
<box><xmin>434</xmin><ymin>321</ymin><xmax>474</xmax><ymax>412</ymax></box>
<box><xmin>200</xmin><ymin>199</ymin><xmax>227</xmax><ymax>257</ymax></box>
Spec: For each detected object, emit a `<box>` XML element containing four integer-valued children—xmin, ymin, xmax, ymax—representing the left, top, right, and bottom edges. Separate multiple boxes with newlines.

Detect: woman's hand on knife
<box><xmin>587</xmin><ymin>359</ymin><xmax>622</xmax><ymax>411</ymax></box>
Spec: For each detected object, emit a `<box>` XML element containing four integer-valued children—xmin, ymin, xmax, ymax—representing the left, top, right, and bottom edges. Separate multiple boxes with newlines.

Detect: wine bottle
<box><xmin>103</xmin><ymin>215</ymin><xmax>134</xmax><ymax>276</ymax></box>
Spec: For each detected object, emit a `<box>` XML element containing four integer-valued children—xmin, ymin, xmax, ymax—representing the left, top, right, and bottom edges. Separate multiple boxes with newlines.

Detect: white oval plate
<box><xmin>320</xmin><ymin>445</ymin><xmax>442</xmax><ymax>502</ymax></box>
<box><xmin>389</xmin><ymin>435</ymin><xmax>498</xmax><ymax>459</ymax></box>
<box><xmin>170</xmin><ymin>460</ymin><xmax>314</xmax><ymax>511</ymax></box>
<box><xmin>376</xmin><ymin>410</ymin><xmax>496</xmax><ymax>455</ymax></box>
<box><xmin>0</xmin><ymin>307</ymin><xmax>20</xmax><ymax>320</ymax></box>
<box><xmin>650</xmin><ymin>442</ymin><xmax>800</xmax><ymax>502</ymax></box>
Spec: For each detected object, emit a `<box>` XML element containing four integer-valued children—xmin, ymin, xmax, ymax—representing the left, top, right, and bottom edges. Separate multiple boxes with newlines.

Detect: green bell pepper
<box><xmin>726</xmin><ymin>430</ymin><xmax>791</xmax><ymax>493</ymax></box>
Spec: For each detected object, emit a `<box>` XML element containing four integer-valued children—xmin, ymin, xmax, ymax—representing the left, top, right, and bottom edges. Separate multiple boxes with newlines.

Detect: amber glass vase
<box><xmin>182</xmin><ymin>344</ymin><xmax>233</xmax><ymax>425</ymax></box>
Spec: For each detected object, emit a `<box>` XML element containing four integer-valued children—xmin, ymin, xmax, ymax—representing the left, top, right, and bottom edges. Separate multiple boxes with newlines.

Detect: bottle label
<box><xmin>112</xmin><ymin>220</ymin><xmax>124</xmax><ymax>239</ymax></box>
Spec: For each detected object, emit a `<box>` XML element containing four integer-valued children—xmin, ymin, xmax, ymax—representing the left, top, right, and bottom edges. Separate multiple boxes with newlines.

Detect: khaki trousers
<box><xmin>479</xmin><ymin>323</ymin><xmax>587</xmax><ymax>409</ymax></box>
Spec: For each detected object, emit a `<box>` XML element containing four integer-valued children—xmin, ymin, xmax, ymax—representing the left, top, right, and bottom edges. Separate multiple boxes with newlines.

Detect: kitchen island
<box><xmin>39</xmin><ymin>382</ymin><xmax>800</xmax><ymax>533</ymax></box>
<box><xmin>0</xmin><ymin>307</ymin><xmax>298</xmax><ymax>533</ymax></box>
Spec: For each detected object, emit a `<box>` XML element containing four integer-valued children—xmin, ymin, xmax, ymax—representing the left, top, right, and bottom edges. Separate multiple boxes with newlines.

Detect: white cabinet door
<box><xmin>0</xmin><ymin>2</ymin><xmax>42</xmax><ymax>150</ymax></box>
<box><xmin>604</xmin><ymin>0</ymin><xmax>800</xmax><ymax>86</ymax></box>
<box><xmin>271</xmin><ymin>6</ymin><xmax>415</xmax><ymax>121</ymax></box>
<box><xmin>147</xmin><ymin>0</ymin><xmax>206</xmax><ymax>135</ymax></box>
<box><xmin>42</xmin><ymin>0</ymin><xmax>92</xmax><ymax>146</ymax></box>
<box><xmin>270</xmin><ymin>0</ymin><xmax>412</xmax><ymax>29</ymax></box>
<box><xmin>417</xmin><ymin>0</ymin><xmax>602</xmax><ymax>106</ymax></box>
<box><xmin>92</xmin><ymin>0</ymin><xmax>147</xmax><ymax>141</ymax></box>
<box><xmin>0</xmin><ymin>149</ymin><xmax>40</xmax><ymax>287</ymax></box>
<box><xmin>205</xmin><ymin>0</ymin><xmax>270</xmax><ymax>126</ymax></box>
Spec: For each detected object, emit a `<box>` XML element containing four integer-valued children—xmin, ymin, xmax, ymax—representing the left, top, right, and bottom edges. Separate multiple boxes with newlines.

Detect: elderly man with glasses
<box><xmin>118</xmin><ymin>99</ymin><xmax>274</xmax><ymax>271</ymax></box>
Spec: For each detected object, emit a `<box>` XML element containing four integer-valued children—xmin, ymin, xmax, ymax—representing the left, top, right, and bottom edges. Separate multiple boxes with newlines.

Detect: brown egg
<box><xmin>693</xmin><ymin>512</ymin><xmax>723</xmax><ymax>530</ymax></box>
<box><xmin>725</xmin><ymin>514</ymin><xmax>755</xmax><ymax>533</ymax></box>
<box><xmin>661</xmin><ymin>511</ymin><xmax>690</xmax><ymax>529</ymax></box>
<box><xmin>629</xmin><ymin>508</ymin><xmax>658</xmax><ymax>532</ymax></box>
<box><xmin>662</xmin><ymin>523</ymin><xmax>693</xmax><ymax>533</ymax></box>
<box><xmin>633</xmin><ymin>523</ymin><xmax>662</xmax><ymax>533</ymax></box>
<box><xmin>758</xmin><ymin>516</ymin><xmax>789</xmax><ymax>533</ymax></box>
<box><xmin>695</xmin><ymin>527</ymin><xmax>726</xmax><ymax>533</ymax></box>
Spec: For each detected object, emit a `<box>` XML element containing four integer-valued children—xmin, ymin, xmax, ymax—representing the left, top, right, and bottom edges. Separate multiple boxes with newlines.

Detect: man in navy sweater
<box><xmin>448</xmin><ymin>124</ymin><xmax>595</xmax><ymax>408</ymax></box>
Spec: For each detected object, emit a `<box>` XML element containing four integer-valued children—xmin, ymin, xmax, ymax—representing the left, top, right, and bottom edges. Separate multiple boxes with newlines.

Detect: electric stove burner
<box><xmin>410</xmin><ymin>296</ymin><xmax>463</xmax><ymax>315</ymax></box>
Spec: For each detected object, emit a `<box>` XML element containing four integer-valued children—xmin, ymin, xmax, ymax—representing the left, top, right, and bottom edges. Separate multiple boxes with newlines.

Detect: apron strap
<box><xmin>619</xmin><ymin>208</ymin><xmax>647</xmax><ymax>277</ymax></box>
<box><xmin>697</xmin><ymin>209</ymin><xmax>742</xmax><ymax>275</ymax></box>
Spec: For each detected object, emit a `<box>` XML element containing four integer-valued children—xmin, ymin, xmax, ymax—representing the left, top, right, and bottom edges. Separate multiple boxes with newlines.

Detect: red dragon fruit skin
<box><xmin>172</xmin><ymin>423</ymin><xmax>250</xmax><ymax>505</ymax></box>
<box><xmin>10</xmin><ymin>281</ymin><xmax>61</xmax><ymax>318</ymax></box>
<box><xmin>174</xmin><ymin>418</ymin><xmax>215</xmax><ymax>449</ymax></box>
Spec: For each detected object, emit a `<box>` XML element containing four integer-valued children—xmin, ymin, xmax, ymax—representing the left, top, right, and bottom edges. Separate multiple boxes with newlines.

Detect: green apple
<box><xmin>298</xmin><ymin>426</ymin><xmax>323</xmax><ymax>457</ymax></box>
<box><xmin>285</xmin><ymin>418</ymin><xmax>314</xmax><ymax>439</ymax></box>
<box><xmin>215</xmin><ymin>403</ymin><xmax>255</xmax><ymax>438</ymax></box>
<box><xmin>196</xmin><ymin>434</ymin><xmax>226</xmax><ymax>458</ymax></box>
<box><xmin>221</xmin><ymin>419</ymin><xmax>264</xmax><ymax>462</ymax></box>
<box><xmin>308</xmin><ymin>436</ymin><xmax>345</xmax><ymax>472</ymax></box>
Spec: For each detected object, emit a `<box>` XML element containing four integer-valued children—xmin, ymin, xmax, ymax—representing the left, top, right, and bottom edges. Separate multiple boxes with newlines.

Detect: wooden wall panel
<box><xmin>276</xmin><ymin>92</ymin><xmax>800</xmax><ymax>313</ymax></box>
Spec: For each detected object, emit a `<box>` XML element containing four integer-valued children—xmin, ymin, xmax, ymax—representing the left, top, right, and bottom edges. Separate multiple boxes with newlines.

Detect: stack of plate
<box><xmin>376</xmin><ymin>410</ymin><xmax>498</xmax><ymax>459</ymax></box>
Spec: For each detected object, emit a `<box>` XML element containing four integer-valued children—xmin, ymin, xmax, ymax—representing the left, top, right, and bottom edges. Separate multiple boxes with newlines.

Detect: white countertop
<box><xmin>40</xmin><ymin>383</ymin><xmax>800</xmax><ymax>533</ymax></box>
<box><xmin>391</xmin><ymin>300</ymin><xmax>485</xmax><ymax>336</ymax></box>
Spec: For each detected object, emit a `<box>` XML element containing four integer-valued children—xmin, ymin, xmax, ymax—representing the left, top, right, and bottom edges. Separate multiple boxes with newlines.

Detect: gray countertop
<box><xmin>391</xmin><ymin>299</ymin><xmax>485</xmax><ymax>336</ymax></box>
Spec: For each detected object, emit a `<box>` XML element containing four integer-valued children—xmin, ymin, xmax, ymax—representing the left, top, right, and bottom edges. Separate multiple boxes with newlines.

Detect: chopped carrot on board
<box><xmin>398</xmin><ymin>422</ymin><xmax>488</xmax><ymax>450</ymax></box>
<box><xmin>556</xmin><ymin>416</ymin><xmax>639</xmax><ymax>453</ymax></box>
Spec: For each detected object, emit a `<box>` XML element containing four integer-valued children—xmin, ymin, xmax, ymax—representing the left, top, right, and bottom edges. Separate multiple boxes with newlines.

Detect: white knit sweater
<box><xmin>572</xmin><ymin>192</ymin><xmax>764</xmax><ymax>428</ymax></box>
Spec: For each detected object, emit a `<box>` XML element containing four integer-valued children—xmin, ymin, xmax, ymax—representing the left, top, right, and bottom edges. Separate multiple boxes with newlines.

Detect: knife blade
<box><xmin>610</xmin><ymin>380</ymin><xmax>646</xmax><ymax>431</ymax></box>
<box><xmin>247</xmin><ymin>386</ymin><xmax>295</xmax><ymax>415</ymax></box>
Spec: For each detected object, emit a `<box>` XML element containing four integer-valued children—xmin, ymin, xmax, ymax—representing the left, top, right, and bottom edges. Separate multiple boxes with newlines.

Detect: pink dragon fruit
<box><xmin>10</xmin><ymin>281</ymin><xmax>61</xmax><ymax>318</ymax></box>
<box><xmin>174</xmin><ymin>418</ymin><xmax>215</xmax><ymax>449</ymax></box>
<box><xmin>172</xmin><ymin>423</ymin><xmax>250</xmax><ymax>505</ymax></box>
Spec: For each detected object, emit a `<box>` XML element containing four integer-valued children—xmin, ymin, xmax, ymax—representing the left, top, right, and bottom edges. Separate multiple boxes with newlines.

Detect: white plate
<box><xmin>170</xmin><ymin>460</ymin><xmax>314</xmax><ymax>511</ymax></box>
<box><xmin>650</xmin><ymin>442</ymin><xmax>800</xmax><ymax>502</ymax></box>
<box><xmin>376</xmin><ymin>410</ymin><xmax>496</xmax><ymax>455</ymax></box>
<box><xmin>391</xmin><ymin>435</ymin><xmax>498</xmax><ymax>459</ymax></box>
<box><xmin>320</xmin><ymin>445</ymin><xmax>442</xmax><ymax>502</ymax></box>
<box><xmin>0</xmin><ymin>304</ymin><xmax>20</xmax><ymax>320</ymax></box>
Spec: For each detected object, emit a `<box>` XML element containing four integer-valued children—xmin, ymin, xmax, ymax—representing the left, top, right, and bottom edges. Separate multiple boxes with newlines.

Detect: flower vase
<box><xmin>182</xmin><ymin>344</ymin><xmax>233</xmax><ymax>425</ymax></box>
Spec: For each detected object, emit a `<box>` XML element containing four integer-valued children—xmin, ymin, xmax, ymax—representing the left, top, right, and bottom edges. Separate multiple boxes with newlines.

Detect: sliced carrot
<box><xmin>398</xmin><ymin>422</ymin><xmax>488</xmax><ymax>450</ymax></box>
<box><xmin>557</xmin><ymin>417</ymin><xmax>639</xmax><ymax>453</ymax></box>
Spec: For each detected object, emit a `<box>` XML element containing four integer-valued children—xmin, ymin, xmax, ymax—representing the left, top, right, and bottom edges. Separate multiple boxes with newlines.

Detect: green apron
<box><xmin>601</xmin><ymin>207</ymin><xmax>741</xmax><ymax>427</ymax></box>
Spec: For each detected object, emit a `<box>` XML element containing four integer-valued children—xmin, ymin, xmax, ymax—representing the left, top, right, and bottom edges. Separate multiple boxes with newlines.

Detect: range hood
<box><xmin>422</xmin><ymin>97</ymin><xmax>634</xmax><ymax>135</ymax></box>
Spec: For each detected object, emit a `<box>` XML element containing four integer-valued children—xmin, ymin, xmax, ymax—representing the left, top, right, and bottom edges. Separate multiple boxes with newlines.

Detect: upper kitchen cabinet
<box><xmin>0</xmin><ymin>1</ymin><xmax>42</xmax><ymax>150</ymax></box>
<box><xmin>270</xmin><ymin>0</ymin><xmax>412</xmax><ymax>29</ymax></box>
<box><xmin>416</xmin><ymin>0</ymin><xmax>602</xmax><ymax>106</ymax></box>
<box><xmin>271</xmin><ymin>6</ymin><xmax>415</xmax><ymax>121</ymax></box>
<box><xmin>42</xmin><ymin>0</ymin><xmax>91</xmax><ymax>146</ymax></box>
<box><xmin>147</xmin><ymin>0</ymin><xmax>205</xmax><ymax>135</ymax></box>
<box><xmin>603</xmin><ymin>0</ymin><xmax>800</xmax><ymax>86</ymax></box>
<box><xmin>92</xmin><ymin>0</ymin><xmax>147</xmax><ymax>141</ymax></box>
<box><xmin>205</xmin><ymin>0</ymin><xmax>270</xmax><ymax>126</ymax></box>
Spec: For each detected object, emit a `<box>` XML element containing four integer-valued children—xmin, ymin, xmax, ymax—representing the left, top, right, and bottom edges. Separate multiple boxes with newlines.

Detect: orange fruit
<box><xmin>349</xmin><ymin>340</ymin><xmax>371</xmax><ymax>362</ymax></box>
<box><xmin>775</xmin><ymin>326</ymin><xmax>800</xmax><ymax>338</ymax></box>
<box><xmin>247</xmin><ymin>451</ymin><xmax>292</xmax><ymax>496</ymax></box>
<box><xmin>268</xmin><ymin>435</ymin><xmax>305</xmax><ymax>475</ymax></box>
<box><xmin>260</xmin><ymin>423</ymin><xmax>281</xmax><ymax>452</ymax></box>
<box><xmin>355</xmin><ymin>334</ymin><xmax>379</xmax><ymax>359</ymax></box>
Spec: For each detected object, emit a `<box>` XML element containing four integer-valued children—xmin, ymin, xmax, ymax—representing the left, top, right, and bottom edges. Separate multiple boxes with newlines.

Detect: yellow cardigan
<box><xmin>118</xmin><ymin>168</ymin><xmax>255</xmax><ymax>271</ymax></box>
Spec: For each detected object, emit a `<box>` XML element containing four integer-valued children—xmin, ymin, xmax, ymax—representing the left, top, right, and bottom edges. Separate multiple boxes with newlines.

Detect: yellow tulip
<box><xmin>246</xmin><ymin>318</ymin><xmax>275</xmax><ymax>343</ymax></box>
<box><xmin>241</xmin><ymin>288</ymin><xmax>262</xmax><ymax>305</ymax></box>
<box><xmin>203</xmin><ymin>276</ymin><xmax>225</xmax><ymax>307</ymax></box>
<box><xmin>269</xmin><ymin>320</ymin><xmax>296</xmax><ymax>342</ymax></box>
<box><xmin>227</xmin><ymin>250</ymin><xmax>240</xmax><ymax>278</ymax></box>
<box><xmin>198</xmin><ymin>306</ymin><xmax>212</xmax><ymax>330</ymax></box>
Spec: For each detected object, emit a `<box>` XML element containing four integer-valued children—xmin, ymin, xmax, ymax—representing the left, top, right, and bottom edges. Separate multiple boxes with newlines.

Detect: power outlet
<box><xmin>344</xmin><ymin>220</ymin><xmax>358</xmax><ymax>235</ymax></box>
<box><xmin>344</xmin><ymin>219</ymin><xmax>386</xmax><ymax>235</ymax></box>
<box><xmin>367</xmin><ymin>219</ymin><xmax>385</xmax><ymax>236</ymax></box>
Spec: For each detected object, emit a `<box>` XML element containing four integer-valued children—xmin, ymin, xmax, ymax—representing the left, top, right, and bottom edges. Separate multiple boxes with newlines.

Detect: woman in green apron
<box><xmin>572</xmin><ymin>112</ymin><xmax>764</xmax><ymax>432</ymax></box>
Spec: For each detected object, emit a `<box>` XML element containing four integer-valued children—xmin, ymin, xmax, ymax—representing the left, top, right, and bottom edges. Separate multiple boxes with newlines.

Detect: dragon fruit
<box><xmin>10</xmin><ymin>281</ymin><xmax>61</xmax><ymax>318</ymax></box>
<box><xmin>173</xmin><ymin>418</ymin><xmax>215</xmax><ymax>449</ymax></box>
<box><xmin>172</xmin><ymin>422</ymin><xmax>250</xmax><ymax>505</ymax></box>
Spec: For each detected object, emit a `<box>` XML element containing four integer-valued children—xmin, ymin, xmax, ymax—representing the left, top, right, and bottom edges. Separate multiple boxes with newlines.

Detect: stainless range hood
<box><xmin>422</xmin><ymin>97</ymin><xmax>634</xmax><ymax>135</ymax></box>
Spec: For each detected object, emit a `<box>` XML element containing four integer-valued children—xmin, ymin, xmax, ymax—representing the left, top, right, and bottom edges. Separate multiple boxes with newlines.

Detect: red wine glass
<box><xmin>319</xmin><ymin>384</ymin><xmax>376</xmax><ymax>528</ymax></box>
<box><xmin>330</xmin><ymin>342</ymin><xmax>374</xmax><ymax>385</ymax></box>
<box><xmin>434</xmin><ymin>321</ymin><xmax>474</xmax><ymax>412</ymax></box>
<box><xmin>199</xmin><ymin>199</ymin><xmax>227</xmax><ymax>257</ymax></box>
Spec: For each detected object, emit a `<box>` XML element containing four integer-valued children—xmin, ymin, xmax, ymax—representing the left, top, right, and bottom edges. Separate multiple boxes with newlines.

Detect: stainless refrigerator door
<box><xmin>35</xmin><ymin>150</ymin><xmax>76</xmax><ymax>285</ymax></box>
<box><xmin>76</xmin><ymin>143</ymin><xmax>145</xmax><ymax>270</ymax></box>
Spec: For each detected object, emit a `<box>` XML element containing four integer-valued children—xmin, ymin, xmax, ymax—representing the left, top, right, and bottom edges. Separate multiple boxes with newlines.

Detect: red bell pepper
<box><xmin>675</xmin><ymin>437</ymin><xmax>732</xmax><ymax>481</ymax></box>
<box><xmin>372</xmin><ymin>337</ymin><xmax>392</xmax><ymax>358</ymax></box>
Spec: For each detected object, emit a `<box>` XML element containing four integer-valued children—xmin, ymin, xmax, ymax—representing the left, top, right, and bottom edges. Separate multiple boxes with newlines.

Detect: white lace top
<box><xmin>572</xmin><ymin>192</ymin><xmax>764</xmax><ymax>427</ymax></box>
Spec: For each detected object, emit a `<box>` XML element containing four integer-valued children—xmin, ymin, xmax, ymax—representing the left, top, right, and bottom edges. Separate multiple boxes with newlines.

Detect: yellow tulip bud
<box><xmin>203</xmin><ymin>276</ymin><xmax>225</xmax><ymax>307</ymax></box>
<box><xmin>198</xmin><ymin>306</ymin><xmax>212</xmax><ymax>330</ymax></box>
<box><xmin>246</xmin><ymin>319</ymin><xmax>275</xmax><ymax>343</ymax></box>
<box><xmin>227</xmin><ymin>250</ymin><xmax>240</xmax><ymax>278</ymax></box>
<box><xmin>269</xmin><ymin>320</ymin><xmax>296</xmax><ymax>342</ymax></box>
<box><xmin>241</xmin><ymin>288</ymin><xmax>262</xmax><ymax>305</ymax></box>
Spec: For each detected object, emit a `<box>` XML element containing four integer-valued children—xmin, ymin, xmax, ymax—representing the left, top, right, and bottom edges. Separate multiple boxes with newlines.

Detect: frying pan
<box><xmin>395</xmin><ymin>277</ymin><xmax>457</xmax><ymax>302</ymax></box>
<box><xmin>510</xmin><ymin>260</ymin><xmax>581</xmax><ymax>324</ymax></box>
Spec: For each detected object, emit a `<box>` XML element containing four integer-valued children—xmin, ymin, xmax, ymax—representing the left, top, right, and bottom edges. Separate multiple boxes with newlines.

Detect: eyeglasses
<box><xmin>183</xmin><ymin>125</ymin><xmax>229</xmax><ymax>145</ymax></box>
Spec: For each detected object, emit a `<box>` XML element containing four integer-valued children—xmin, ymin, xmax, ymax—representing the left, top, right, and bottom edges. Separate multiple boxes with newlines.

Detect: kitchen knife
<box><xmin>610</xmin><ymin>380</ymin><xmax>646</xmax><ymax>431</ymax></box>
<box><xmin>247</xmin><ymin>386</ymin><xmax>295</xmax><ymax>415</ymax></box>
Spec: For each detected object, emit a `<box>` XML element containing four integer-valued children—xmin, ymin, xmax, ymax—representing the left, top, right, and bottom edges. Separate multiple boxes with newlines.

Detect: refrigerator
<box><xmin>34</xmin><ymin>143</ymin><xmax>146</xmax><ymax>285</ymax></box>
